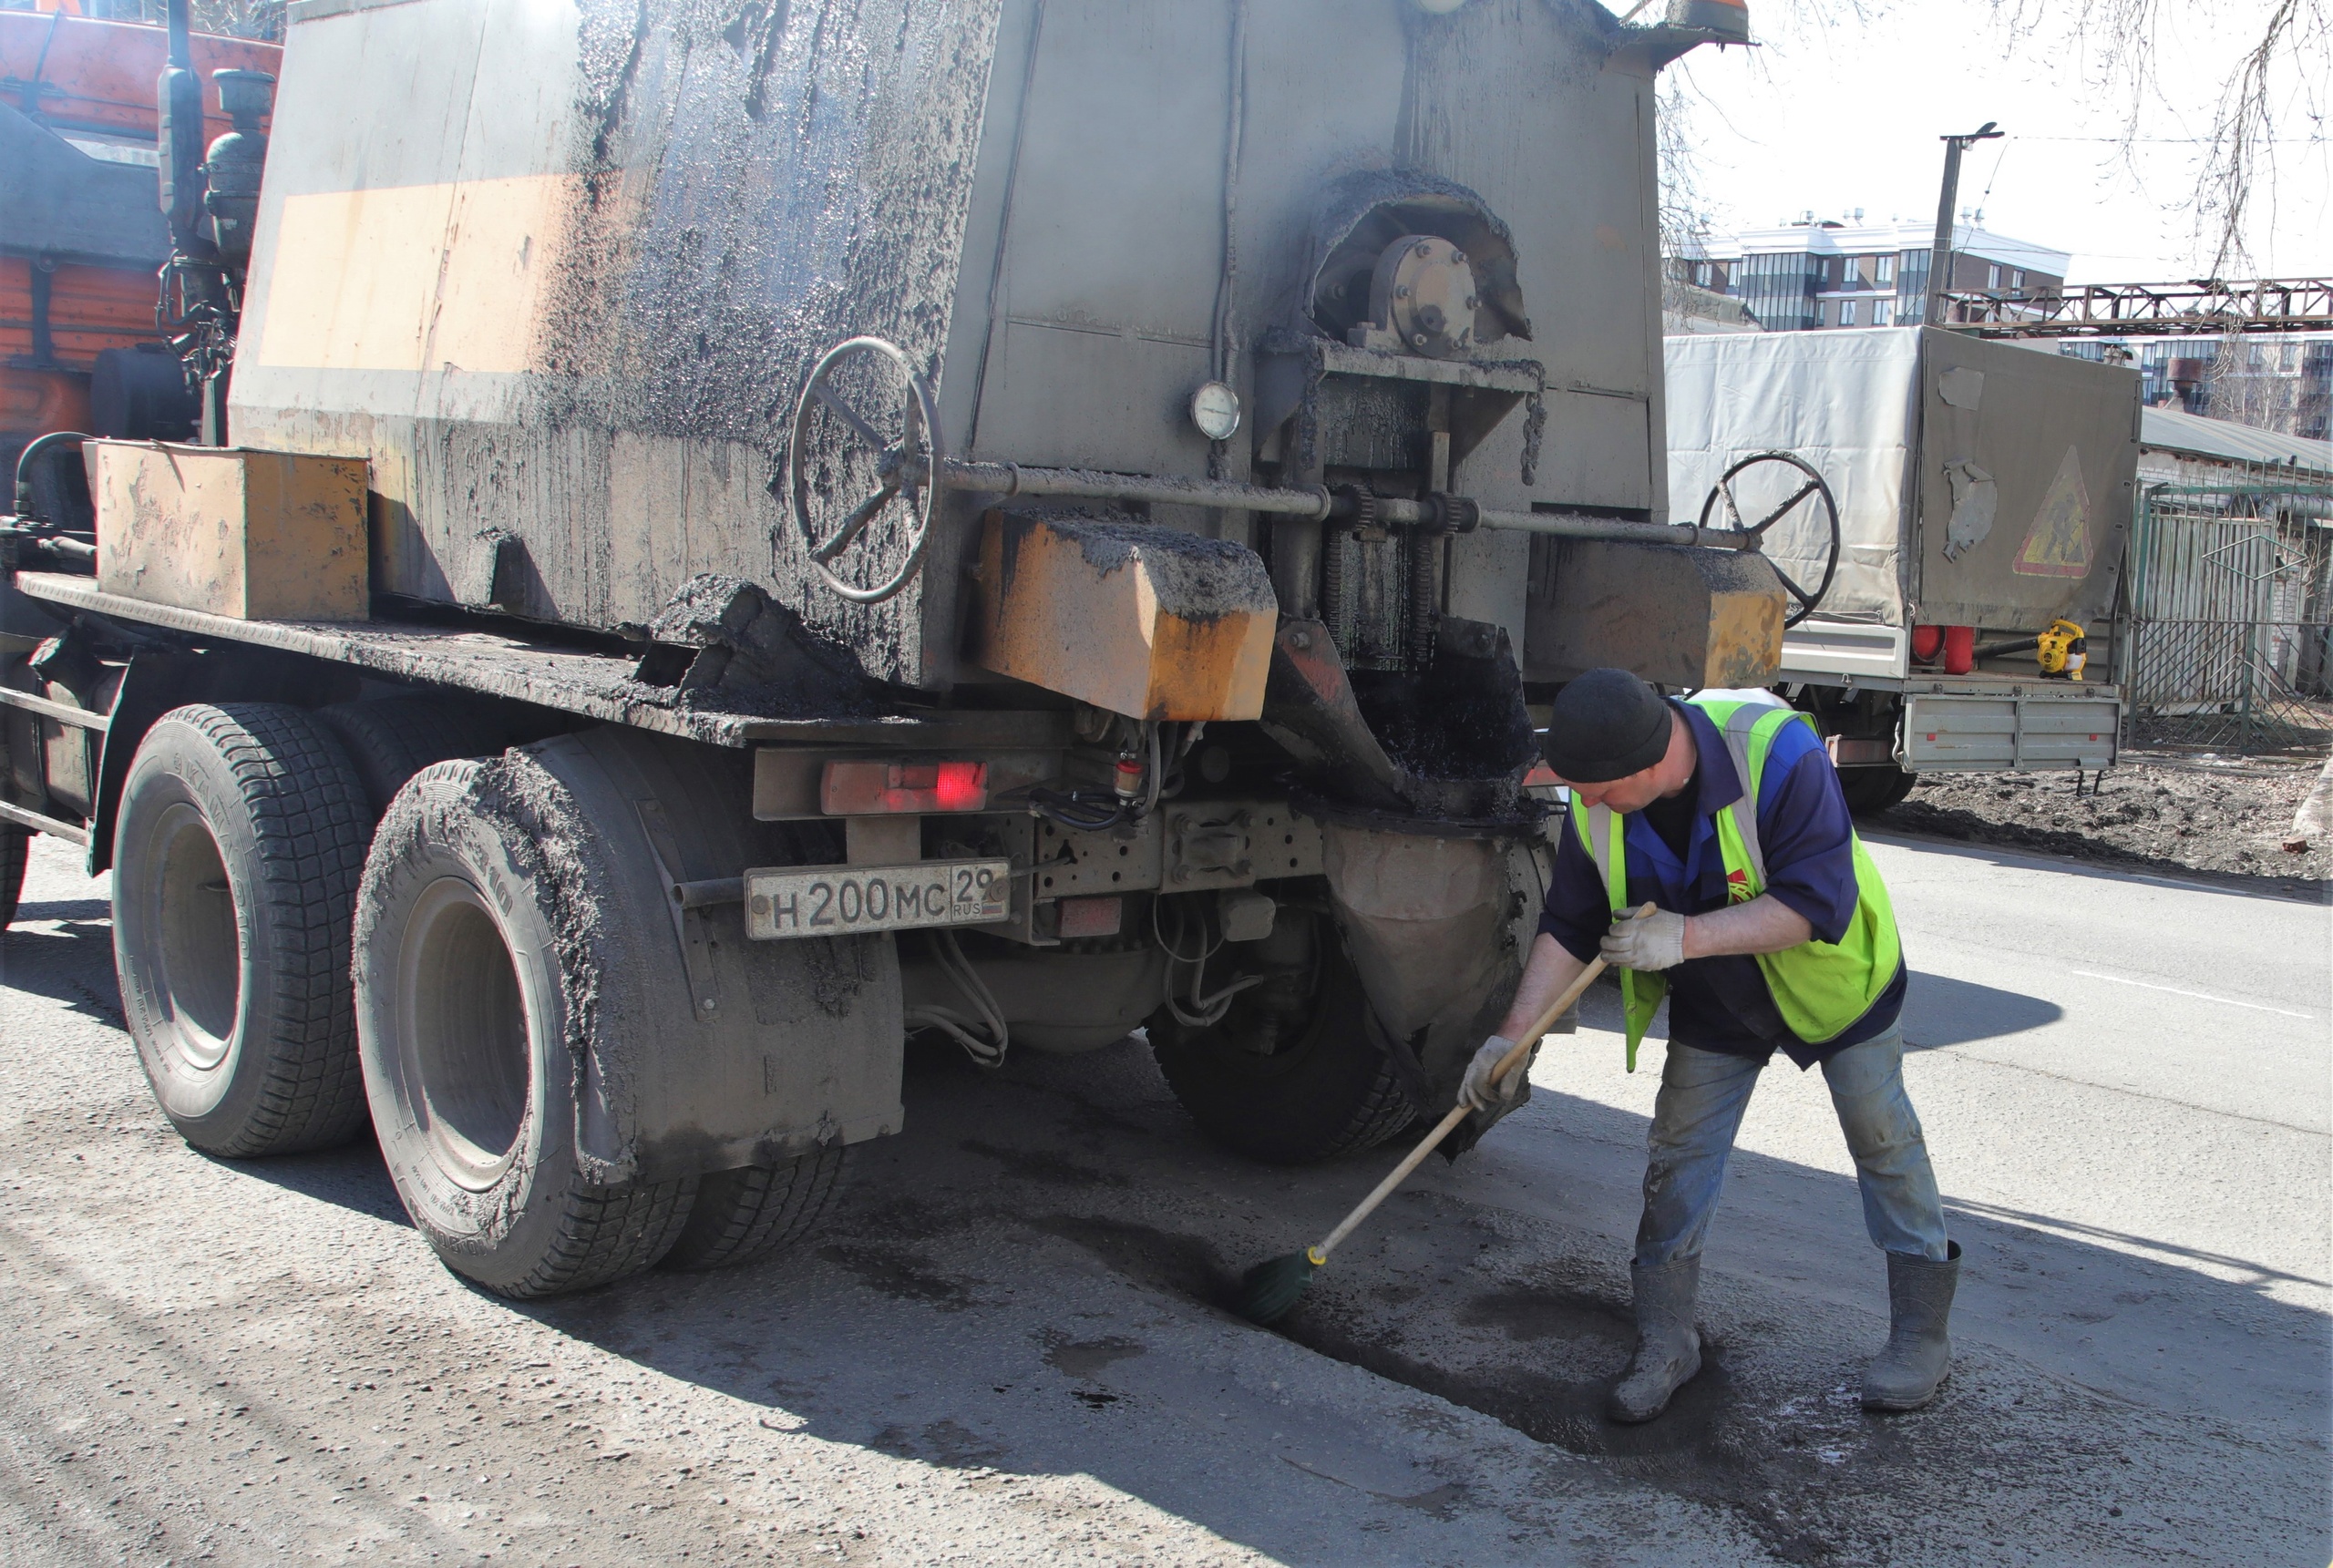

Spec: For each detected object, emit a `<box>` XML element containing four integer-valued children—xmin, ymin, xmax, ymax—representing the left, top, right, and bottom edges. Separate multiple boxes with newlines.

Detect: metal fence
<box><xmin>2122</xmin><ymin>480</ymin><xmax>2333</xmax><ymax>755</ymax></box>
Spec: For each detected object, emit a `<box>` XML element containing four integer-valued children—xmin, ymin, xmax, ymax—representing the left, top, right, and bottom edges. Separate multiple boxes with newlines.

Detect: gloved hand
<box><xmin>1459</xmin><ymin>1035</ymin><xmax>1524</xmax><ymax>1112</ymax></box>
<box><xmin>1599</xmin><ymin>907</ymin><xmax>1687</xmax><ymax>971</ymax></box>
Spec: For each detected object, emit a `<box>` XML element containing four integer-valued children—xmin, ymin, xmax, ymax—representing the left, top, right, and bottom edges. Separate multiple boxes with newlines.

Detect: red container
<box><xmin>1942</xmin><ymin>625</ymin><xmax>1976</xmax><ymax>674</ymax></box>
<box><xmin>1909</xmin><ymin>624</ymin><xmax>1944</xmax><ymax>662</ymax></box>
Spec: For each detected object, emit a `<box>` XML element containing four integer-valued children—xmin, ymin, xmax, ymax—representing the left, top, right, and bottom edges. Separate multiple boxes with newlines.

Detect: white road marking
<box><xmin>2065</xmin><ymin>968</ymin><xmax>2317</xmax><ymax>1020</ymax></box>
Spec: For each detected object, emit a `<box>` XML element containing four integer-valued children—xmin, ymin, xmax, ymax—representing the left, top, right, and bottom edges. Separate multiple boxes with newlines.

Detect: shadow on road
<box><xmin>0</xmin><ymin>910</ymin><xmax>126</xmax><ymax>1027</ymax></box>
<box><xmin>8</xmin><ymin>895</ymin><xmax>110</xmax><ymax>924</ymax></box>
<box><xmin>223</xmin><ymin>1136</ymin><xmax>416</xmax><ymax>1229</ymax></box>
<box><xmin>482</xmin><ymin>1038</ymin><xmax>2329</xmax><ymax>1565</ymax></box>
<box><xmin>1899</xmin><ymin>970</ymin><xmax>2063</xmax><ymax>1049</ymax></box>
<box><xmin>9</xmin><ymin>840</ymin><xmax>2320</xmax><ymax>1563</ymax></box>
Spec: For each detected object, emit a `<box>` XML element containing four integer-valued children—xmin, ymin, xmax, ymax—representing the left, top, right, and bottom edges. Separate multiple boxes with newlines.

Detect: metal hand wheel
<box><xmin>1699</xmin><ymin>450</ymin><xmax>1842</xmax><ymax>629</ymax></box>
<box><xmin>788</xmin><ymin>336</ymin><xmax>944</xmax><ymax>604</ymax></box>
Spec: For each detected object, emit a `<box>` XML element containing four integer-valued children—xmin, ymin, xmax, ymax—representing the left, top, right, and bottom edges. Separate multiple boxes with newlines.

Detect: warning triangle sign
<box><xmin>2015</xmin><ymin>446</ymin><xmax>2092</xmax><ymax>578</ymax></box>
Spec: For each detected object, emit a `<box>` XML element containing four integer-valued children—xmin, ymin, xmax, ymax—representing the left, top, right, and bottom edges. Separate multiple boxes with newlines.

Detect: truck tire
<box><xmin>661</xmin><ymin>1144</ymin><xmax>852</xmax><ymax>1272</ymax></box>
<box><xmin>112</xmin><ymin>704</ymin><xmax>374</xmax><ymax>1155</ymax></box>
<box><xmin>1150</xmin><ymin>931</ymin><xmax>1418</xmax><ymax>1165</ymax></box>
<box><xmin>354</xmin><ymin>756</ymin><xmax>695</xmax><ymax>1296</ymax></box>
<box><xmin>315</xmin><ymin>696</ymin><xmax>521</xmax><ymax>816</ymax></box>
<box><xmin>1</xmin><ymin>827</ymin><xmax>27</xmax><ymax>928</ymax></box>
<box><xmin>1838</xmin><ymin>766</ymin><xmax>1917</xmax><ymax>816</ymax></box>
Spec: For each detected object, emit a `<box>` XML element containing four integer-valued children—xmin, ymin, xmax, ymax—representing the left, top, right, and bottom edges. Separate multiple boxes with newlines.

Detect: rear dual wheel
<box><xmin>1150</xmin><ymin>911</ymin><xmax>1418</xmax><ymax>1165</ymax></box>
<box><xmin>110</xmin><ymin>700</ymin><xmax>844</xmax><ymax>1296</ymax></box>
<box><xmin>355</xmin><ymin>758</ymin><xmax>695</xmax><ymax>1296</ymax></box>
<box><xmin>354</xmin><ymin>751</ymin><xmax>848</xmax><ymax>1297</ymax></box>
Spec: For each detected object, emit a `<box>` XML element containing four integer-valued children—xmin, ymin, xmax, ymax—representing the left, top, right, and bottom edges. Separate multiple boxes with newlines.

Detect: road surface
<box><xmin>1</xmin><ymin>828</ymin><xmax>2325</xmax><ymax>1565</ymax></box>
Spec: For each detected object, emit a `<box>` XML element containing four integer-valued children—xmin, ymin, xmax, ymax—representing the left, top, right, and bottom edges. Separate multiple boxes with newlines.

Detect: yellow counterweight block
<box><xmin>969</xmin><ymin>511</ymin><xmax>1279</xmax><ymax>722</ymax></box>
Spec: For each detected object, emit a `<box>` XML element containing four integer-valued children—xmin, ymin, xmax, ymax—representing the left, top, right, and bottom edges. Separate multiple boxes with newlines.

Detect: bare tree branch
<box><xmin>1659</xmin><ymin>0</ymin><xmax>2328</xmax><ymax>279</ymax></box>
<box><xmin>2197</xmin><ymin>0</ymin><xmax>2324</xmax><ymax>273</ymax></box>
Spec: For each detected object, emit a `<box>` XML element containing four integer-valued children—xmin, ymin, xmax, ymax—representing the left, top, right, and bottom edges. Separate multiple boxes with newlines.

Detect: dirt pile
<box><xmin>1875</xmin><ymin>753</ymin><xmax>2332</xmax><ymax>891</ymax></box>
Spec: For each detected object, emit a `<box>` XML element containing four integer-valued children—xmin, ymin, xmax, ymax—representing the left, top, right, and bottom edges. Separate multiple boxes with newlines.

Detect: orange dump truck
<box><xmin>2</xmin><ymin>7</ymin><xmax>278</xmax><ymax>488</ymax></box>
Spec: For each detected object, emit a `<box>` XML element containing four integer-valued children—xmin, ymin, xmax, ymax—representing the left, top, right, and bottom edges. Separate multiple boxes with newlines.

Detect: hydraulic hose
<box><xmin>10</xmin><ymin>431</ymin><xmax>90</xmax><ymax>524</ymax></box>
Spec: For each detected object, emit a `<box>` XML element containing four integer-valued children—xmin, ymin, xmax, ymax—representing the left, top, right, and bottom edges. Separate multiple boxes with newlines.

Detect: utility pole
<box><xmin>1925</xmin><ymin>122</ymin><xmax>2002</xmax><ymax>325</ymax></box>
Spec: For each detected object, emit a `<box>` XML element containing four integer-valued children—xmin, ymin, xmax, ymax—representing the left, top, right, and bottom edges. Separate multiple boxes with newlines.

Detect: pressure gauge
<box><xmin>1189</xmin><ymin>380</ymin><xmax>1241</xmax><ymax>442</ymax></box>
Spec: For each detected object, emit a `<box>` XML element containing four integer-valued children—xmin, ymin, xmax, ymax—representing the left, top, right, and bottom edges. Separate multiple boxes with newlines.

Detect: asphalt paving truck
<box><xmin>0</xmin><ymin>0</ymin><xmax>1788</xmax><ymax>1298</ymax></box>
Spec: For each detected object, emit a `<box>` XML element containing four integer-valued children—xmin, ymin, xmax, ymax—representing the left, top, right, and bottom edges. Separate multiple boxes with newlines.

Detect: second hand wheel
<box><xmin>1701</xmin><ymin>450</ymin><xmax>1842</xmax><ymax>629</ymax></box>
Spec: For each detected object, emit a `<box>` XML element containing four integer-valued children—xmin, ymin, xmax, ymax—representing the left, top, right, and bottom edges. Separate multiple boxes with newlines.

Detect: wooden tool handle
<box><xmin>1310</xmin><ymin>903</ymin><xmax>1654</xmax><ymax>1264</ymax></box>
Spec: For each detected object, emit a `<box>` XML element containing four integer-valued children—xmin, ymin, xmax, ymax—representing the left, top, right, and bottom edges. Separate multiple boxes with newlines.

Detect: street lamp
<box><xmin>1926</xmin><ymin>121</ymin><xmax>2003</xmax><ymax>326</ymax></box>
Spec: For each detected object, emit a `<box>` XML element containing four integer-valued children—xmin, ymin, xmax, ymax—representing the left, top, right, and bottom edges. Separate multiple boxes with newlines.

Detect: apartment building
<box><xmin>1676</xmin><ymin>217</ymin><xmax>2070</xmax><ymax>332</ymax></box>
<box><xmin>2061</xmin><ymin>335</ymin><xmax>2333</xmax><ymax>443</ymax></box>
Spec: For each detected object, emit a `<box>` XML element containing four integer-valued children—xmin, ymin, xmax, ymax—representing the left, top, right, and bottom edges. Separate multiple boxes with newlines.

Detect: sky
<box><xmin>1662</xmin><ymin>0</ymin><xmax>2331</xmax><ymax>283</ymax></box>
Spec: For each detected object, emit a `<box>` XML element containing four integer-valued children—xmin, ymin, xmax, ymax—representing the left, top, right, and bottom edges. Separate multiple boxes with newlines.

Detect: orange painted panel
<box><xmin>92</xmin><ymin>441</ymin><xmax>369</xmax><ymax>621</ymax></box>
<box><xmin>0</xmin><ymin>12</ymin><xmax>279</xmax><ymax>141</ymax></box>
<box><xmin>0</xmin><ymin>257</ymin><xmax>161</xmax><ymax>370</ymax></box>
<box><xmin>0</xmin><ymin>368</ymin><xmax>92</xmax><ymax>436</ymax></box>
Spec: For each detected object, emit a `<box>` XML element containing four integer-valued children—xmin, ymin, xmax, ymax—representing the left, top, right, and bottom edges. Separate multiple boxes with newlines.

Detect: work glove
<box><xmin>1458</xmin><ymin>1035</ymin><xmax>1525</xmax><ymax>1113</ymax></box>
<box><xmin>1599</xmin><ymin>907</ymin><xmax>1687</xmax><ymax>971</ymax></box>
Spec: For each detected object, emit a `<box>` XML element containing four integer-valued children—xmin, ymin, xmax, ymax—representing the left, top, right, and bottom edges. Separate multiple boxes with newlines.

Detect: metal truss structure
<box><xmin>1937</xmin><ymin>278</ymin><xmax>2333</xmax><ymax>338</ymax></box>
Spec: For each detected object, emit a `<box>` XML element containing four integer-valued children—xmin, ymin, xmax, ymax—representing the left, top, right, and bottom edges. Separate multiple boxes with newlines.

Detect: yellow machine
<box><xmin>2036</xmin><ymin>618</ymin><xmax>2087</xmax><ymax>680</ymax></box>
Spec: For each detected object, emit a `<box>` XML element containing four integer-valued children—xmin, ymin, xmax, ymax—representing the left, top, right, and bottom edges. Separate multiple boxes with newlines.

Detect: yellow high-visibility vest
<box><xmin>1570</xmin><ymin>700</ymin><xmax>1902</xmax><ymax>1068</ymax></box>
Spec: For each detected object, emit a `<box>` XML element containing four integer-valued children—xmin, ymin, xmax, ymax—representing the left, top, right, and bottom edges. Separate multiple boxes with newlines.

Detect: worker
<box><xmin>1461</xmin><ymin>668</ymin><xmax>1957</xmax><ymax>1422</ymax></box>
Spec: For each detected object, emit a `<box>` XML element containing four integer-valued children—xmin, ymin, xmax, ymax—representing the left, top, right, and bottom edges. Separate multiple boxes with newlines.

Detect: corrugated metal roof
<box><xmin>2140</xmin><ymin>405</ymin><xmax>2333</xmax><ymax>478</ymax></box>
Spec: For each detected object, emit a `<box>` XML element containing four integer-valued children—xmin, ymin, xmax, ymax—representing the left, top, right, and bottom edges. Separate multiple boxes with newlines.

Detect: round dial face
<box><xmin>1189</xmin><ymin>380</ymin><xmax>1242</xmax><ymax>442</ymax></box>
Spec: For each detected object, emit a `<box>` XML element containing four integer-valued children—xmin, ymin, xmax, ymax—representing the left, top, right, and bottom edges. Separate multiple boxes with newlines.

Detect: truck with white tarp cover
<box><xmin>1666</xmin><ymin>326</ymin><xmax>2139</xmax><ymax>812</ymax></box>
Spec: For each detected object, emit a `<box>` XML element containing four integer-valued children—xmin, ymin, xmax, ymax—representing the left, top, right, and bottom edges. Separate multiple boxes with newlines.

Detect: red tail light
<box><xmin>821</xmin><ymin>760</ymin><xmax>989</xmax><ymax>815</ymax></box>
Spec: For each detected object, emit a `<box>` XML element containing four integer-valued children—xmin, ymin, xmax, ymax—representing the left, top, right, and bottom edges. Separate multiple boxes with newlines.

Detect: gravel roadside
<box><xmin>1872</xmin><ymin>753</ymin><xmax>2333</xmax><ymax>894</ymax></box>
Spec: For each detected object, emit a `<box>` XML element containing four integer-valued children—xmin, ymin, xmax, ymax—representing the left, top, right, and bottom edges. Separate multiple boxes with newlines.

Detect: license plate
<box><xmin>743</xmin><ymin>859</ymin><xmax>1012</xmax><ymax>940</ymax></box>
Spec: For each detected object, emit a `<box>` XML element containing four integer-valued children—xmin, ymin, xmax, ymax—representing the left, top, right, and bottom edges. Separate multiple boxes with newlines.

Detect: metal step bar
<box><xmin>0</xmin><ymin>685</ymin><xmax>111</xmax><ymax>732</ymax></box>
<box><xmin>0</xmin><ymin>797</ymin><xmax>88</xmax><ymax>845</ymax></box>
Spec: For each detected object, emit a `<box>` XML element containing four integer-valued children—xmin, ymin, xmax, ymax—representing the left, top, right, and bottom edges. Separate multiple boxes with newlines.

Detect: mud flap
<box><xmin>1321</xmin><ymin>821</ymin><xmax>1524</xmax><ymax>1142</ymax></box>
<box><xmin>516</xmin><ymin>727</ymin><xmax>905</xmax><ymax>1185</ymax></box>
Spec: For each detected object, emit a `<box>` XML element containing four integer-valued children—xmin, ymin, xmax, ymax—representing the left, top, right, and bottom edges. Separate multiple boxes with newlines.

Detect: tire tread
<box><xmin>495</xmin><ymin>1176</ymin><xmax>700</xmax><ymax>1299</ymax></box>
<box><xmin>316</xmin><ymin>697</ymin><xmax>516</xmax><ymax>816</ymax></box>
<box><xmin>163</xmin><ymin>705</ymin><xmax>374</xmax><ymax>1156</ymax></box>
<box><xmin>1315</xmin><ymin>1055</ymin><xmax>1421</xmax><ymax>1159</ymax></box>
<box><xmin>661</xmin><ymin>1144</ymin><xmax>852</xmax><ymax>1273</ymax></box>
<box><xmin>0</xmin><ymin>827</ymin><xmax>26</xmax><ymax>929</ymax></box>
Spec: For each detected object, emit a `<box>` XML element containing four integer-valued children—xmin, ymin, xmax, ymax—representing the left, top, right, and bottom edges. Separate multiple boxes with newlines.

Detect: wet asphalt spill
<box><xmin>1033</xmin><ymin>1214</ymin><xmax>1731</xmax><ymax>1461</ymax></box>
<box><xmin>1022</xmin><ymin>1211</ymin><xmax>1951</xmax><ymax>1564</ymax></box>
<box><xmin>812</xmin><ymin>1050</ymin><xmax>2241</xmax><ymax>1566</ymax></box>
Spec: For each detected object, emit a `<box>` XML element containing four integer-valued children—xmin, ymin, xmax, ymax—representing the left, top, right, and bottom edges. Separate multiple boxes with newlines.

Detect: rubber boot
<box><xmin>1861</xmin><ymin>1241</ymin><xmax>1961</xmax><ymax>1411</ymax></box>
<box><xmin>1607</xmin><ymin>1256</ymin><xmax>1703</xmax><ymax>1424</ymax></box>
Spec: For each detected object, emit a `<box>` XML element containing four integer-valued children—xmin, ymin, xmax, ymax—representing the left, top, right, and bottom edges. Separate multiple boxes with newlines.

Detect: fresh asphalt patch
<box><xmin>807</xmin><ymin>1040</ymin><xmax>2318</xmax><ymax>1565</ymax></box>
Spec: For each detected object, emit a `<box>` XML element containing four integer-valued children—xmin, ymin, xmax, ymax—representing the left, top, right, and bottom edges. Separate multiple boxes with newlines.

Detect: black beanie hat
<box><xmin>1543</xmin><ymin>669</ymin><xmax>1673</xmax><ymax>783</ymax></box>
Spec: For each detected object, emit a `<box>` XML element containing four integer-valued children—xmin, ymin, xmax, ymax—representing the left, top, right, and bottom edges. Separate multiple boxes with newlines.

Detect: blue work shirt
<box><xmin>1539</xmin><ymin>701</ymin><xmax>1906</xmax><ymax>1067</ymax></box>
